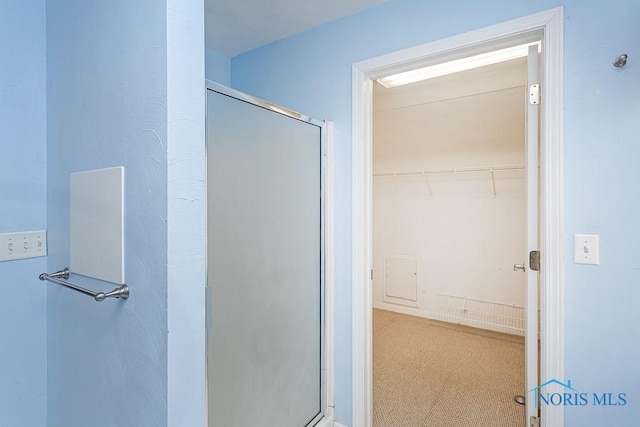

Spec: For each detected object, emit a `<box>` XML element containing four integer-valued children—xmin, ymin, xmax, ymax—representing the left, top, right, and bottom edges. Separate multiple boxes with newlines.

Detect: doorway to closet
<box><xmin>352</xmin><ymin>9</ymin><xmax>565</xmax><ymax>427</ymax></box>
<box><xmin>371</xmin><ymin>48</ymin><xmax>533</xmax><ymax>426</ymax></box>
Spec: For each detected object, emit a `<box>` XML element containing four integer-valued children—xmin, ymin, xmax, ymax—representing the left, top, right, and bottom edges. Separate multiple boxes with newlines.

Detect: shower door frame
<box><xmin>205</xmin><ymin>81</ymin><xmax>335</xmax><ymax>427</ymax></box>
<box><xmin>351</xmin><ymin>7</ymin><xmax>565</xmax><ymax>427</ymax></box>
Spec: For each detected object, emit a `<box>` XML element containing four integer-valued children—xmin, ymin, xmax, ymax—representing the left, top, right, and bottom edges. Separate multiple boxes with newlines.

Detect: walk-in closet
<box><xmin>372</xmin><ymin>54</ymin><xmax>529</xmax><ymax>426</ymax></box>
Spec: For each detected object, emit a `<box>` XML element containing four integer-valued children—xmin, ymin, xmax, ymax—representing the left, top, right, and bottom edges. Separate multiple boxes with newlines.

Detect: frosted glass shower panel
<box><xmin>207</xmin><ymin>88</ymin><xmax>322</xmax><ymax>426</ymax></box>
<box><xmin>70</xmin><ymin>166</ymin><xmax>125</xmax><ymax>284</ymax></box>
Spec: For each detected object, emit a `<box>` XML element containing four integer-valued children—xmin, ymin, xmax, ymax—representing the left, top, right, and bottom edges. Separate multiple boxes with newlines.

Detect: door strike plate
<box><xmin>529</xmin><ymin>250</ymin><xmax>540</xmax><ymax>271</ymax></box>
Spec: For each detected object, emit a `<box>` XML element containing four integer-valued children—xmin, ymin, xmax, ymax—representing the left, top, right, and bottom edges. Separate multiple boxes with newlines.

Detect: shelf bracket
<box><xmin>422</xmin><ymin>171</ymin><xmax>434</xmax><ymax>198</ymax></box>
<box><xmin>490</xmin><ymin>167</ymin><xmax>497</xmax><ymax>198</ymax></box>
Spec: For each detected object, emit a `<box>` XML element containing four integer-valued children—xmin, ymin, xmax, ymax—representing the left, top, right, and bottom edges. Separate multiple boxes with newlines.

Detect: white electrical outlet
<box><xmin>574</xmin><ymin>234</ymin><xmax>599</xmax><ymax>265</ymax></box>
<box><xmin>0</xmin><ymin>230</ymin><xmax>47</xmax><ymax>262</ymax></box>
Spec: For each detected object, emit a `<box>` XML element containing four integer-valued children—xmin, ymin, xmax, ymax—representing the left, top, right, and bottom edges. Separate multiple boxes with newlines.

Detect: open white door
<box><xmin>525</xmin><ymin>44</ymin><xmax>541</xmax><ymax>426</ymax></box>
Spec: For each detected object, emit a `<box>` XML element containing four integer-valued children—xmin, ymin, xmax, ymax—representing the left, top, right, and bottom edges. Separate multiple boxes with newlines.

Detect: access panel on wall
<box><xmin>206</xmin><ymin>85</ymin><xmax>324</xmax><ymax>427</ymax></box>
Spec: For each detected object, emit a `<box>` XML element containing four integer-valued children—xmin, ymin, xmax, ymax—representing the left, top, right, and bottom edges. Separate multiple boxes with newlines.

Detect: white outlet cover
<box><xmin>574</xmin><ymin>234</ymin><xmax>599</xmax><ymax>265</ymax></box>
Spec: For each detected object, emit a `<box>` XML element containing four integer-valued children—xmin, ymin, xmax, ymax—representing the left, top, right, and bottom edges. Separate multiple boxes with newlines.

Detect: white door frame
<box><xmin>351</xmin><ymin>7</ymin><xmax>564</xmax><ymax>427</ymax></box>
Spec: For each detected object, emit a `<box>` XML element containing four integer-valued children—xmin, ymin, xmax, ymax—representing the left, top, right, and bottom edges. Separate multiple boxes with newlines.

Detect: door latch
<box><xmin>513</xmin><ymin>264</ymin><xmax>526</xmax><ymax>272</ymax></box>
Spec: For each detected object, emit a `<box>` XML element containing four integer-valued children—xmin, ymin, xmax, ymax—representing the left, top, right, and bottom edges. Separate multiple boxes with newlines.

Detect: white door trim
<box><xmin>351</xmin><ymin>7</ymin><xmax>564</xmax><ymax>427</ymax></box>
<box><xmin>322</xmin><ymin>120</ymin><xmax>336</xmax><ymax>424</ymax></box>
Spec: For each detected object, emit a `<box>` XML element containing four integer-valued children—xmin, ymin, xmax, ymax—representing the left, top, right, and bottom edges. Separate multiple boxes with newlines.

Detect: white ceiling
<box><xmin>373</xmin><ymin>57</ymin><xmax>529</xmax><ymax>172</ymax></box>
<box><xmin>205</xmin><ymin>0</ymin><xmax>389</xmax><ymax>57</ymax></box>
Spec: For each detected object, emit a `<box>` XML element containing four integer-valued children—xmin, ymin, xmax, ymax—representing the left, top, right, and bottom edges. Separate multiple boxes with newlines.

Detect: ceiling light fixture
<box><xmin>377</xmin><ymin>42</ymin><xmax>540</xmax><ymax>88</ymax></box>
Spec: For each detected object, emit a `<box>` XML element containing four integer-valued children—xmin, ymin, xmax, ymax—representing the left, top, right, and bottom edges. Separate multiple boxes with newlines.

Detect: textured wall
<box><xmin>231</xmin><ymin>0</ymin><xmax>640</xmax><ymax>425</ymax></box>
<box><xmin>46</xmin><ymin>0</ymin><xmax>169</xmax><ymax>425</ymax></box>
<box><xmin>167</xmin><ymin>0</ymin><xmax>206</xmax><ymax>425</ymax></box>
<box><xmin>0</xmin><ymin>1</ymin><xmax>47</xmax><ymax>426</ymax></box>
<box><xmin>561</xmin><ymin>1</ymin><xmax>640</xmax><ymax>424</ymax></box>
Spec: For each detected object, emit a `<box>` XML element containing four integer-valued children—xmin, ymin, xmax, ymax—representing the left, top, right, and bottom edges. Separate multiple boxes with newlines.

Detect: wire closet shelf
<box><xmin>373</xmin><ymin>164</ymin><xmax>525</xmax><ymax>197</ymax></box>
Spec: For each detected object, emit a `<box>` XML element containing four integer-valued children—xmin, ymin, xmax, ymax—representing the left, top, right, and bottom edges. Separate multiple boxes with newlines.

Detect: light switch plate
<box><xmin>574</xmin><ymin>234</ymin><xmax>599</xmax><ymax>265</ymax></box>
<box><xmin>0</xmin><ymin>230</ymin><xmax>47</xmax><ymax>262</ymax></box>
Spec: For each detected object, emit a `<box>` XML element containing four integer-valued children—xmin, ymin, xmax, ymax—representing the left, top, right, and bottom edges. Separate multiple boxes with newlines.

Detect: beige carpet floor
<box><xmin>373</xmin><ymin>309</ymin><xmax>526</xmax><ymax>427</ymax></box>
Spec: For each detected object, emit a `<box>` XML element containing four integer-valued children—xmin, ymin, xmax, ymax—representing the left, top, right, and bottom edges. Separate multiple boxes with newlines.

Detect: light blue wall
<box><xmin>0</xmin><ymin>1</ymin><xmax>47</xmax><ymax>426</ymax></box>
<box><xmin>562</xmin><ymin>1</ymin><xmax>640</xmax><ymax>425</ymax></box>
<box><xmin>167</xmin><ymin>0</ymin><xmax>206</xmax><ymax>425</ymax></box>
<box><xmin>206</xmin><ymin>47</ymin><xmax>231</xmax><ymax>85</ymax></box>
<box><xmin>46</xmin><ymin>0</ymin><xmax>169</xmax><ymax>425</ymax></box>
<box><xmin>231</xmin><ymin>0</ymin><xmax>640</xmax><ymax>425</ymax></box>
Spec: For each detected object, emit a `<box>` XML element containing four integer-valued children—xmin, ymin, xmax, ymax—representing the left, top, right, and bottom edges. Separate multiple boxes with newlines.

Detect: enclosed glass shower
<box><xmin>206</xmin><ymin>83</ymin><xmax>326</xmax><ymax>427</ymax></box>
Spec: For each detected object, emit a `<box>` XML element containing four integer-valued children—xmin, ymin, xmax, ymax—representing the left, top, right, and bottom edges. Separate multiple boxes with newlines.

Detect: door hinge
<box><xmin>529</xmin><ymin>250</ymin><xmax>541</xmax><ymax>271</ymax></box>
<box><xmin>370</xmin><ymin>269</ymin><xmax>374</xmax><ymax>280</ymax></box>
<box><xmin>529</xmin><ymin>84</ymin><xmax>541</xmax><ymax>105</ymax></box>
<box><xmin>530</xmin><ymin>415</ymin><xmax>540</xmax><ymax>427</ymax></box>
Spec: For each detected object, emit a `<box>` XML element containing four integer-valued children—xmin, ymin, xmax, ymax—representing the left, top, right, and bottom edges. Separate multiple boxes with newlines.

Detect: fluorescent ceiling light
<box><xmin>377</xmin><ymin>42</ymin><xmax>540</xmax><ymax>88</ymax></box>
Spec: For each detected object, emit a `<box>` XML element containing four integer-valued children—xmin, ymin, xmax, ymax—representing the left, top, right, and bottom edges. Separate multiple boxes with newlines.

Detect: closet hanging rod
<box><xmin>373</xmin><ymin>164</ymin><xmax>525</xmax><ymax>177</ymax></box>
<box><xmin>39</xmin><ymin>268</ymin><xmax>129</xmax><ymax>302</ymax></box>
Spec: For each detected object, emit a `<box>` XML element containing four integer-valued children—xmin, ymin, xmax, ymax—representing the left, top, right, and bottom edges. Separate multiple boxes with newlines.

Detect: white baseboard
<box><xmin>334</xmin><ymin>422</ymin><xmax>349</xmax><ymax>427</ymax></box>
